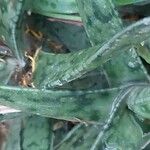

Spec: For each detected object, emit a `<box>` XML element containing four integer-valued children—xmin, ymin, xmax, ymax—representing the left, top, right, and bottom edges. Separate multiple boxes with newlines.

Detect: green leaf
<box><xmin>29</xmin><ymin>0</ymin><xmax>78</xmax><ymax>15</ymax></box>
<box><xmin>55</xmin><ymin>124</ymin><xmax>99</xmax><ymax>150</ymax></box>
<box><xmin>3</xmin><ymin>115</ymin><xmax>54</xmax><ymax>150</ymax></box>
<box><xmin>0</xmin><ymin>85</ymin><xmax>122</xmax><ymax>122</ymax></box>
<box><xmin>141</xmin><ymin>132</ymin><xmax>150</xmax><ymax>149</ymax></box>
<box><xmin>5</xmin><ymin>118</ymin><xmax>22</xmax><ymax>150</ymax></box>
<box><xmin>0</xmin><ymin>0</ymin><xmax>25</xmax><ymax>63</ymax></box>
<box><xmin>76</xmin><ymin>0</ymin><xmax>122</xmax><ymax>46</ymax></box>
<box><xmin>0</xmin><ymin>111</ymin><xmax>24</xmax><ymax>122</ymax></box>
<box><xmin>21</xmin><ymin>116</ymin><xmax>54</xmax><ymax>150</ymax></box>
<box><xmin>113</xmin><ymin>0</ymin><xmax>150</xmax><ymax>5</ymax></box>
<box><xmin>135</xmin><ymin>43</ymin><xmax>150</xmax><ymax>64</ymax></box>
<box><xmin>28</xmin><ymin>0</ymin><xmax>80</xmax><ymax>21</ymax></box>
<box><xmin>55</xmin><ymin>111</ymin><xmax>144</xmax><ymax>150</ymax></box>
<box><xmin>127</xmin><ymin>86</ymin><xmax>150</xmax><ymax>119</ymax></box>
<box><xmin>33</xmin><ymin>17</ymin><xmax>150</xmax><ymax>88</ymax></box>
<box><xmin>104</xmin><ymin>111</ymin><xmax>143</xmax><ymax>150</ymax></box>
<box><xmin>0</xmin><ymin>58</ymin><xmax>18</xmax><ymax>85</ymax></box>
<box><xmin>76</xmin><ymin>0</ymin><xmax>149</xmax><ymax>89</ymax></box>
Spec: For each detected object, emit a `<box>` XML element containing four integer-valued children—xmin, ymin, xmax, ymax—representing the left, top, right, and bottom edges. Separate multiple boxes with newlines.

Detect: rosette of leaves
<box><xmin>0</xmin><ymin>0</ymin><xmax>149</xmax><ymax>150</ymax></box>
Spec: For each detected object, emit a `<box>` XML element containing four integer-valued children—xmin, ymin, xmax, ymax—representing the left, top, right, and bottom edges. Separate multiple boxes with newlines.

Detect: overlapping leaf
<box><xmin>33</xmin><ymin>17</ymin><xmax>150</xmax><ymax>88</ymax></box>
<box><xmin>0</xmin><ymin>85</ymin><xmax>120</xmax><ymax>122</ymax></box>
<box><xmin>127</xmin><ymin>86</ymin><xmax>150</xmax><ymax>119</ymax></box>
<box><xmin>0</xmin><ymin>0</ymin><xmax>150</xmax><ymax>150</ymax></box>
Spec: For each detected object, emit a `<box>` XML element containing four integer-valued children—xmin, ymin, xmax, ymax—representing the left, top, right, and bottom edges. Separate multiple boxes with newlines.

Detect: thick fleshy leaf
<box><xmin>127</xmin><ymin>86</ymin><xmax>150</xmax><ymax>119</ymax></box>
<box><xmin>0</xmin><ymin>85</ymin><xmax>123</xmax><ymax>122</ymax></box>
<box><xmin>76</xmin><ymin>0</ymin><xmax>122</xmax><ymax>46</ymax></box>
<box><xmin>3</xmin><ymin>116</ymin><xmax>54</xmax><ymax>150</ymax></box>
<box><xmin>33</xmin><ymin>17</ymin><xmax>150</xmax><ymax>88</ymax></box>
<box><xmin>103</xmin><ymin>111</ymin><xmax>143</xmax><ymax>150</ymax></box>
<box><xmin>76</xmin><ymin>0</ymin><xmax>149</xmax><ymax>88</ymax></box>
<box><xmin>113</xmin><ymin>0</ymin><xmax>150</xmax><ymax>5</ymax></box>
<box><xmin>28</xmin><ymin>0</ymin><xmax>80</xmax><ymax>21</ymax></box>
<box><xmin>21</xmin><ymin>116</ymin><xmax>53</xmax><ymax>150</ymax></box>
<box><xmin>0</xmin><ymin>58</ymin><xmax>18</xmax><ymax>84</ymax></box>
<box><xmin>55</xmin><ymin>111</ymin><xmax>143</xmax><ymax>150</ymax></box>
<box><xmin>29</xmin><ymin>0</ymin><xmax>150</xmax><ymax>17</ymax></box>
<box><xmin>0</xmin><ymin>42</ymin><xmax>12</xmax><ymax>56</ymax></box>
<box><xmin>0</xmin><ymin>0</ymin><xmax>24</xmax><ymax>63</ymax></box>
<box><xmin>0</xmin><ymin>1</ymin><xmax>150</xmax><ymax>150</ymax></box>
<box><xmin>141</xmin><ymin>132</ymin><xmax>150</xmax><ymax>149</ymax></box>
<box><xmin>0</xmin><ymin>112</ymin><xmax>22</xmax><ymax>121</ymax></box>
<box><xmin>29</xmin><ymin>0</ymin><xmax>78</xmax><ymax>15</ymax></box>
<box><xmin>55</xmin><ymin>124</ymin><xmax>99</xmax><ymax>150</ymax></box>
<box><xmin>5</xmin><ymin>118</ymin><xmax>22</xmax><ymax>150</ymax></box>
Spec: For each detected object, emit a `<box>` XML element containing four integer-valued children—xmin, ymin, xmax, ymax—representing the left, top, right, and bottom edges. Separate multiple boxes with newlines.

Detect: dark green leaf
<box><xmin>0</xmin><ymin>85</ymin><xmax>121</xmax><ymax>122</ymax></box>
<box><xmin>127</xmin><ymin>86</ymin><xmax>150</xmax><ymax>119</ymax></box>
<box><xmin>103</xmin><ymin>111</ymin><xmax>143</xmax><ymax>150</ymax></box>
<box><xmin>33</xmin><ymin>18</ymin><xmax>150</xmax><ymax>88</ymax></box>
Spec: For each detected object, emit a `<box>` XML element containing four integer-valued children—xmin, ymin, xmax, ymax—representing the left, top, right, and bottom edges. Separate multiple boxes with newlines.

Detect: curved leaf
<box><xmin>29</xmin><ymin>0</ymin><xmax>78</xmax><ymax>15</ymax></box>
<box><xmin>0</xmin><ymin>0</ymin><xmax>25</xmax><ymax>63</ymax></box>
<box><xmin>76</xmin><ymin>0</ymin><xmax>122</xmax><ymax>46</ymax></box>
<box><xmin>33</xmin><ymin>17</ymin><xmax>150</xmax><ymax>88</ymax></box>
<box><xmin>55</xmin><ymin>111</ymin><xmax>144</xmax><ymax>150</ymax></box>
<box><xmin>141</xmin><ymin>132</ymin><xmax>150</xmax><ymax>149</ymax></box>
<box><xmin>103</xmin><ymin>111</ymin><xmax>143</xmax><ymax>150</ymax></box>
<box><xmin>113</xmin><ymin>0</ymin><xmax>150</xmax><ymax>5</ymax></box>
<box><xmin>0</xmin><ymin>85</ymin><xmax>121</xmax><ymax>122</ymax></box>
<box><xmin>127</xmin><ymin>86</ymin><xmax>150</xmax><ymax>119</ymax></box>
<box><xmin>76</xmin><ymin>0</ymin><xmax>149</xmax><ymax>89</ymax></box>
<box><xmin>5</xmin><ymin>118</ymin><xmax>22</xmax><ymax>150</ymax></box>
<box><xmin>0</xmin><ymin>58</ymin><xmax>18</xmax><ymax>84</ymax></box>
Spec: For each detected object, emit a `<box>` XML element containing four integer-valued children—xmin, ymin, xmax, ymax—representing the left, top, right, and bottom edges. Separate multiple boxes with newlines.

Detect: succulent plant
<box><xmin>0</xmin><ymin>0</ymin><xmax>149</xmax><ymax>150</ymax></box>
